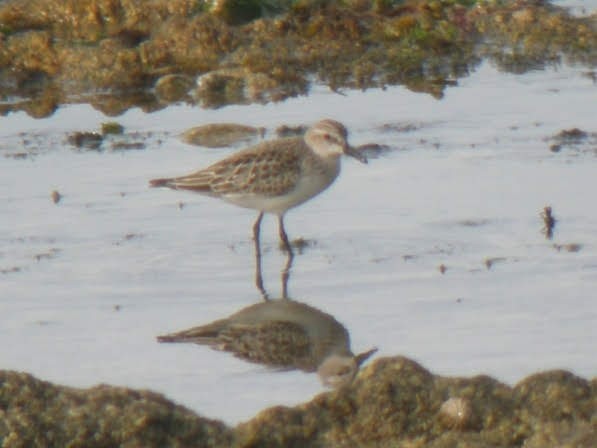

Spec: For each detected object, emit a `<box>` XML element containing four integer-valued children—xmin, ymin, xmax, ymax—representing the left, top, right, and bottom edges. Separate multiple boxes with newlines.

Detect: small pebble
<box><xmin>438</xmin><ymin>397</ymin><xmax>473</xmax><ymax>430</ymax></box>
<box><xmin>51</xmin><ymin>190</ymin><xmax>61</xmax><ymax>204</ymax></box>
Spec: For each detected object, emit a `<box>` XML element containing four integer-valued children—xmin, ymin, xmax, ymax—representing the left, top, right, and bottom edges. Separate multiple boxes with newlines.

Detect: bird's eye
<box><xmin>323</xmin><ymin>134</ymin><xmax>332</xmax><ymax>141</ymax></box>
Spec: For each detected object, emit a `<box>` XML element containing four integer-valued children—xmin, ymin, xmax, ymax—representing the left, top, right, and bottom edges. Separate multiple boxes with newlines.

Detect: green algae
<box><xmin>101</xmin><ymin>121</ymin><xmax>125</xmax><ymax>135</ymax></box>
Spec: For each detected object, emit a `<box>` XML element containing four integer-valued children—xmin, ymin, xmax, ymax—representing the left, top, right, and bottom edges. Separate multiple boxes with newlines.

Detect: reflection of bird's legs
<box><xmin>253</xmin><ymin>212</ymin><xmax>269</xmax><ymax>301</ymax></box>
<box><xmin>281</xmin><ymin>249</ymin><xmax>294</xmax><ymax>299</ymax></box>
<box><xmin>278</xmin><ymin>215</ymin><xmax>294</xmax><ymax>299</ymax></box>
<box><xmin>278</xmin><ymin>215</ymin><xmax>294</xmax><ymax>256</ymax></box>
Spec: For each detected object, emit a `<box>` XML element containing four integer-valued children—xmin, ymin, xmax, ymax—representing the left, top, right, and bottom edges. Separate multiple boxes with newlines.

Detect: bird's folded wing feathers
<box><xmin>166</xmin><ymin>141</ymin><xmax>304</xmax><ymax>196</ymax></box>
<box><xmin>220</xmin><ymin>321</ymin><xmax>315</xmax><ymax>369</ymax></box>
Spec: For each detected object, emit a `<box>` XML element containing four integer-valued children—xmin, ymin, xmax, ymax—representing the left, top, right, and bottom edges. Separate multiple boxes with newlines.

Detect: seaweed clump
<box><xmin>0</xmin><ymin>0</ymin><xmax>596</xmax><ymax>116</ymax></box>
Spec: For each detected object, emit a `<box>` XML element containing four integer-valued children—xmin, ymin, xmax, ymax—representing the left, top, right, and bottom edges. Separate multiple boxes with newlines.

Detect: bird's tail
<box><xmin>149</xmin><ymin>178</ymin><xmax>173</xmax><ymax>188</ymax></box>
<box><xmin>149</xmin><ymin>175</ymin><xmax>213</xmax><ymax>192</ymax></box>
<box><xmin>156</xmin><ymin>319</ymin><xmax>228</xmax><ymax>344</ymax></box>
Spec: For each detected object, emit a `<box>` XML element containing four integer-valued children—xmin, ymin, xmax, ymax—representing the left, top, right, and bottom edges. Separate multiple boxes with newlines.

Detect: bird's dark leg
<box><xmin>278</xmin><ymin>215</ymin><xmax>294</xmax><ymax>299</ymax></box>
<box><xmin>253</xmin><ymin>212</ymin><xmax>269</xmax><ymax>301</ymax></box>
<box><xmin>281</xmin><ymin>249</ymin><xmax>294</xmax><ymax>299</ymax></box>
<box><xmin>278</xmin><ymin>215</ymin><xmax>294</xmax><ymax>256</ymax></box>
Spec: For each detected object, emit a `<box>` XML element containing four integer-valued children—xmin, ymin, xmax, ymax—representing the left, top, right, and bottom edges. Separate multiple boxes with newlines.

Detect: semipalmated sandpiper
<box><xmin>150</xmin><ymin>119</ymin><xmax>366</xmax><ymax>256</ymax></box>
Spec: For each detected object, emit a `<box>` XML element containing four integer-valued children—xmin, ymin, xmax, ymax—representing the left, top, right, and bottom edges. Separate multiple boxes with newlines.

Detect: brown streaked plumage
<box><xmin>150</xmin><ymin>137</ymin><xmax>307</xmax><ymax>200</ymax></box>
<box><xmin>157</xmin><ymin>299</ymin><xmax>377</xmax><ymax>387</ymax></box>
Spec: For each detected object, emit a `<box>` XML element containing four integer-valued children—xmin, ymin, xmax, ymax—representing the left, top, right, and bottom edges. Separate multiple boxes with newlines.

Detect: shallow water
<box><xmin>1</xmin><ymin>59</ymin><xmax>596</xmax><ymax>424</ymax></box>
<box><xmin>554</xmin><ymin>0</ymin><xmax>597</xmax><ymax>15</ymax></box>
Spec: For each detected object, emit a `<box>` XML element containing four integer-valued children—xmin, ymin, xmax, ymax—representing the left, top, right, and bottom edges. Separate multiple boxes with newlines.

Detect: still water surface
<box><xmin>1</xmin><ymin>59</ymin><xmax>596</xmax><ymax>424</ymax></box>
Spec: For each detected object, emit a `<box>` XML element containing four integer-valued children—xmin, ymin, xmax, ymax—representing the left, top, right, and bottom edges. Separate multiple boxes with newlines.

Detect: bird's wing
<box><xmin>165</xmin><ymin>139</ymin><xmax>305</xmax><ymax>197</ymax></box>
<box><xmin>219</xmin><ymin>321</ymin><xmax>316</xmax><ymax>371</ymax></box>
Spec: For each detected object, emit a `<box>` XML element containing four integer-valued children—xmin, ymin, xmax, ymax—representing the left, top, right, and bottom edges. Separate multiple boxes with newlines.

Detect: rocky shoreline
<box><xmin>1</xmin><ymin>0</ymin><xmax>596</xmax><ymax>117</ymax></box>
<box><xmin>1</xmin><ymin>356</ymin><xmax>594</xmax><ymax>447</ymax></box>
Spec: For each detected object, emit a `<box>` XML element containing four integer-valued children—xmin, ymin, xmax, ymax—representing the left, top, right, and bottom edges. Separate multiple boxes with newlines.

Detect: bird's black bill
<box><xmin>355</xmin><ymin>347</ymin><xmax>378</xmax><ymax>366</ymax></box>
<box><xmin>344</xmin><ymin>146</ymin><xmax>368</xmax><ymax>164</ymax></box>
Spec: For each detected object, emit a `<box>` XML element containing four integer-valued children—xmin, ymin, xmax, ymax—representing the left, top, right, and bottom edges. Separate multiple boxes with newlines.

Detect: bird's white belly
<box><xmin>223</xmin><ymin>171</ymin><xmax>338</xmax><ymax>215</ymax></box>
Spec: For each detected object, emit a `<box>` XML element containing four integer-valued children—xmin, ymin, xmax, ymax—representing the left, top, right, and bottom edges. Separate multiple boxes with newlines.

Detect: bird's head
<box><xmin>317</xmin><ymin>347</ymin><xmax>377</xmax><ymax>388</ymax></box>
<box><xmin>305</xmin><ymin>119</ymin><xmax>368</xmax><ymax>163</ymax></box>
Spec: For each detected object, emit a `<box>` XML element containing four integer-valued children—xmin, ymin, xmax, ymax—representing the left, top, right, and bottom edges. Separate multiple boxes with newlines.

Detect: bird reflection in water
<box><xmin>158</xmin><ymin>201</ymin><xmax>375</xmax><ymax>387</ymax></box>
<box><xmin>158</xmin><ymin>298</ymin><xmax>377</xmax><ymax>388</ymax></box>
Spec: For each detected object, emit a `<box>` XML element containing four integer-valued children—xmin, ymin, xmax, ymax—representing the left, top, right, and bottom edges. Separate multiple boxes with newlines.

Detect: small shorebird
<box><xmin>157</xmin><ymin>299</ymin><xmax>377</xmax><ymax>388</ymax></box>
<box><xmin>149</xmin><ymin>119</ymin><xmax>365</xmax><ymax>245</ymax></box>
<box><xmin>149</xmin><ymin>119</ymin><xmax>366</xmax><ymax>296</ymax></box>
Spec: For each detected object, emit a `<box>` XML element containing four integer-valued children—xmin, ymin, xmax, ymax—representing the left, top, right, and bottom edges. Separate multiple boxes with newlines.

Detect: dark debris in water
<box><xmin>110</xmin><ymin>141</ymin><xmax>146</xmax><ymax>151</ymax></box>
<box><xmin>379</xmin><ymin>122</ymin><xmax>425</xmax><ymax>133</ymax></box>
<box><xmin>354</xmin><ymin>143</ymin><xmax>394</xmax><ymax>159</ymax></box>
<box><xmin>114</xmin><ymin>233</ymin><xmax>145</xmax><ymax>246</ymax></box>
<box><xmin>4</xmin><ymin>152</ymin><xmax>30</xmax><ymax>160</ymax></box>
<box><xmin>67</xmin><ymin>128</ymin><xmax>162</xmax><ymax>152</ymax></box>
<box><xmin>554</xmin><ymin>128</ymin><xmax>589</xmax><ymax>144</ymax></box>
<box><xmin>484</xmin><ymin>257</ymin><xmax>507</xmax><ymax>270</ymax></box>
<box><xmin>34</xmin><ymin>248</ymin><xmax>61</xmax><ymax>262</ymax></box>
<box><xmin>278</xmin><ymin>237</ymin><xmax>317</xmax><ymax>255</ymax></box>
<box><xmin>548</xmin><ymin>128</ymin><xmax>597</xmax><ymax>153</ymax></box>
<box><xmin>50</xmin><ymin>190</ymin><xmax>61</xmax><ymax>204</ymax></box>
<box><xmin>541</xmin><ymin>206</ymin><xmax>556</xmax><ymax>240</ymax></box>
<box><xmin>67</xmin><ymin>131</ymin><xmax>104</xmax><ymax>150</ymax></box>
<box><xmin>0</xmin><ymin>0</ymin><xmax>596</xmax><ymax>116</ymax></box>
<box><xmin>582</xmin><ymin>70</ymin><xmax>597</xmax><ymax>83</ymax></box>
<box><xmin>553</xmin><ymin>243</ymin><xmax>583</xmax><ymax>253</ymax></box>
<box><xmin>459</xmin><ymin>219</ymin><xmax>491</xmax><ymax>227</ymax></box>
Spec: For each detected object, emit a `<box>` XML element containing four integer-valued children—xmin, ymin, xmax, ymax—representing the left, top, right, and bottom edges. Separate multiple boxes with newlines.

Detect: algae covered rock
<box><xmin>181</xmin><ymin>122</ymin><xmax>265</xmax><ymax>147</ymax></box>
<box><xmin>154</xmin><ymin>73</ymin><xmax>196</xmax><ymax>102</ymax></box>
<box><xmin>0</xmin><ymin>370</ymin><xmax>233</xmax><ymax>448</ymax></box>
<box><xmin>1</xmin><ymin>357</ymin><xmax>594</xmax><ymax>447</ymax></box>
<box><xmin>235</xmin><ymin>356</ymin><xmax>595</xmax><ymax>447</ymax></box>
<box><xmin>2</xmin><ymin>0</ymin><xmax>596</xmax><ymax>116</ymax></box>
<box><xmin>513</xmin><ymin>370</ymin><xmax>595</xmax><ymax>423</ymax></box>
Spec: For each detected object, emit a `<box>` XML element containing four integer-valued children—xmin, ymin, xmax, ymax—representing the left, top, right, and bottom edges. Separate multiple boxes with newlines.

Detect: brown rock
<box><xmin>0</xmin><ymin>357</ymin><xmax>594</xmax><ymax>447</ymax></box>
<box><xmin>0</xmin><ymin>370</ymin><xmax>233</xmax><ymax>448</ymax></box>
<box><xmin>154</xmin><ymin>74</ymin><xmax>195</xmax><ymax>102</ymax></box>
<box><xmin>181</xmin><ymin>122</ymin><xmax>264</xmax><ymax>148</ymax></box>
